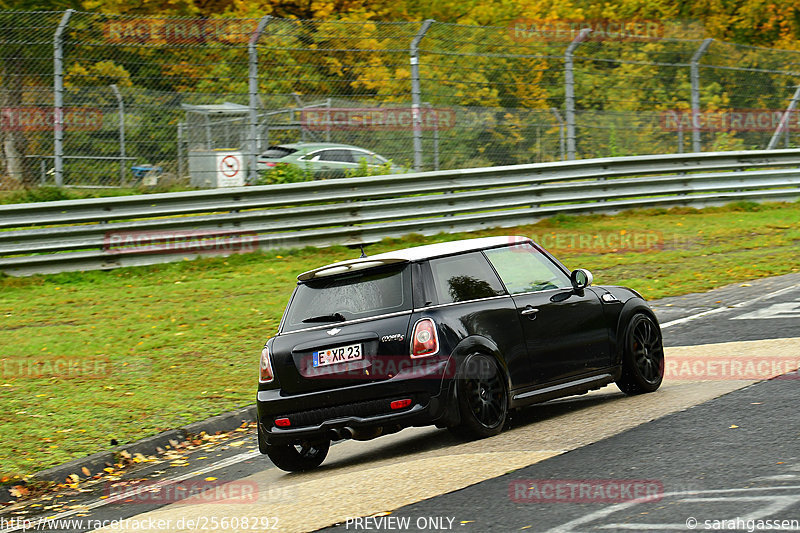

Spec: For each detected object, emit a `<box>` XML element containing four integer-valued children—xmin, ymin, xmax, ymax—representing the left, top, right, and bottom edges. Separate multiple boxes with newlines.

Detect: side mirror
<box><xmin>570</xmin><ymin>269</ymin><xmax>593</xmax><ymax>291</ymax></box>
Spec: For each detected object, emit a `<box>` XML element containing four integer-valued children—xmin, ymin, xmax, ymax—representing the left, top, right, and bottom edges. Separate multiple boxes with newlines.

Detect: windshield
<box><xmin>281</xmin><ymin>264</ymin><xmax>411</xmax><ymax>332</ymax></box>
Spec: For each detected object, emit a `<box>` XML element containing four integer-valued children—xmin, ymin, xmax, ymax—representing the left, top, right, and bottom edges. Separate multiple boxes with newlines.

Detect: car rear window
<box><xmin>260</xmin><ymin>146</ymin><xmax>297</xmax><ymax>158</ymax></box>
<box><xmin>281</xmin><ymin>265</ymin><xmax>412</xmax><ymax>332</ymax></box>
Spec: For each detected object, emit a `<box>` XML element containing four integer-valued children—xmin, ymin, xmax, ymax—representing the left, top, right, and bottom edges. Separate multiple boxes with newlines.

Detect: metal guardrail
<box><xmin>2</xmin><ymin>149</ymin><xmax>800</xmax><ymax>277</ymax></box>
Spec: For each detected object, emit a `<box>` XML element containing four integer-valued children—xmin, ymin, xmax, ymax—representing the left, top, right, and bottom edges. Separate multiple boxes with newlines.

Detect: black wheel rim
<box><xmin>463</xmin><ymin>357</ymin><xmax>506</xmax><ymax>429</ymax></box>
<box><xmin>630</xmin><ymin>317</ymin><xmax>664</xmax><ymax>384</ymax></box>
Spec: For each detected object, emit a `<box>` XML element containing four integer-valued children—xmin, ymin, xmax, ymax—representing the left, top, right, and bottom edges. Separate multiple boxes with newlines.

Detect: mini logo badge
<box><xmin>327</xmin><ymin>328</ymin><xmax>341</xmax><ymax>336</ymax></box>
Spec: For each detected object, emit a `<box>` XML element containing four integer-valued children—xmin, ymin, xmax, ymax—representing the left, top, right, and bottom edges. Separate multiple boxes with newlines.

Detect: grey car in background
<box><xmin>256</xmin><ymin>142</ymin><xmax>408</xmax><ymax>179</ymax></box>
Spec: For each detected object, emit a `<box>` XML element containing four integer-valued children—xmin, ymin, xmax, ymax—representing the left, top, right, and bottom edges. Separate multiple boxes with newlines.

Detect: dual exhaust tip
<box><xmin>328</xmin><ymin>424</ymin><xmax>401</xmax><ymax>441</ymax></box>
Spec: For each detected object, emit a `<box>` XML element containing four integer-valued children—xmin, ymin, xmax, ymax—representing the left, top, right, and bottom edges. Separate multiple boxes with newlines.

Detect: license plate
<box><xmin>313</xmin><ymin>343</ymin><xmax>363</xmax><ymax>368</ymax></box>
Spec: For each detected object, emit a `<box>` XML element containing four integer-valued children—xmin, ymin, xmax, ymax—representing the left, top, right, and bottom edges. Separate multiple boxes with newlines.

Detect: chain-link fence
<box><xmin>1</xmin><ymin>11</ymin><xmax>800</xmax><ymax>188</ymax></box>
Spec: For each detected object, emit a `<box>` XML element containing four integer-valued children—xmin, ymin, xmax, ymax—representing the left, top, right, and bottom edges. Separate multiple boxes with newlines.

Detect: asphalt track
<box><xmin>322</xmin><ymin>370</ymin><xmax>800</xmax><ymax>533</ymax></box>
<box><xmin>1</xmin><ymin>273</ymin><xmax>798</xmax><ymax>533</ymax></box>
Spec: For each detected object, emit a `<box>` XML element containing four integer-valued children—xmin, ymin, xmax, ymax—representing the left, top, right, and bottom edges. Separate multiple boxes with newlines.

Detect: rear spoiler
<box><xmin>297</xmin><ymin>258</ymin><xmax>408</xmax><ymax>281</ymax></box>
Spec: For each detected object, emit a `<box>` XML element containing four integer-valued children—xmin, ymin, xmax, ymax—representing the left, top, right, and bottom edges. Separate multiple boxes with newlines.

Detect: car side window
<box><xmin>353</xmin><ymin>151</ymin><xmax>386</xmax><ymax>165</ymax></box>
<box><xmin>484</xmin><ymin>244</ymin><xmax>572</xmax><ymax>294</ymax></box>
<box><xmin>298</xmin><ymin>151</ymin><xmax>320</xmax><ymax>161</ymax></box>
<box><xmin>428</xmin><ymin>252</ymin><xmax>506</xmax><ymax>304</ymax></box>
<box><xmin>319</xmin><ymin>149</ymin><xmax>355</xmax><ymax>163</ymax></box>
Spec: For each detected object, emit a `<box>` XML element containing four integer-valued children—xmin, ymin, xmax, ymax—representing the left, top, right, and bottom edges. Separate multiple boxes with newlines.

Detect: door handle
<box><xmin>520</xmin><ymin>306</ymin><xmax>539</xmax><ymax>319</ymax></box>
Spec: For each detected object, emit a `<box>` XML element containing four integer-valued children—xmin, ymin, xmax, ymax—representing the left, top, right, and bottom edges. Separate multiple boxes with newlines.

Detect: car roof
<box><xmin>275</xmin><ymin>142</ymin><xmax>372</xmax><ymax>151</ymax></box>
<box><xmin>297</xmin><ymin>236</ymin><xmax>532</xmax><ymax>281</ymax></box>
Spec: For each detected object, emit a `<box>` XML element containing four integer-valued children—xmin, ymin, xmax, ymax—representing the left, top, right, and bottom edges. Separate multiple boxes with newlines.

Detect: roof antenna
<box><xmin>358</xmin><ymin>244</ymin><xmax>368</xmax><ymax>258</ymax></box>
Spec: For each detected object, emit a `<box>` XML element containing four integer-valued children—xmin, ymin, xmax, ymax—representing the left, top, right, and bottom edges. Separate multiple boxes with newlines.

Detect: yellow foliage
<box><xmin>65</xmin><ymin>60</ymin><xmax>133</xmax><ymax>88</ymax></box>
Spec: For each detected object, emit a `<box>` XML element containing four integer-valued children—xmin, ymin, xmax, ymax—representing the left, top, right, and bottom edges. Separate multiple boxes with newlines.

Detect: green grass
<box><xmin>0</xmin><ymin>185</ymin><xmax>198</xmax><ymax>205</ymax></box>
<box><xmin>2</xmin><ymin>200</ymin><xmax>800</xmax><ymax>478</ymax></box>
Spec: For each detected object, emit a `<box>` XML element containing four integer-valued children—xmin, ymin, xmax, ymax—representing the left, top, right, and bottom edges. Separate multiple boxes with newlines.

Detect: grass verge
<box><xmin>0</xmin><ymin>185</ymin><xmax>198</xmax><ymax>205</ymax></box>
<box><xmin>1</xmin><ymin>199</ymin><xmax>799</xmax><ymax>478</ymax></box>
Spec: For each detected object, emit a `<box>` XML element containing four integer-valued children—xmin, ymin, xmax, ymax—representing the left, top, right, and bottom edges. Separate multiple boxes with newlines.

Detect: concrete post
<box><xmin>565</xmin><ymin>28</ymin><xmax>591</xmax><ymax>160</ymax></box>
<box><xmin>411</xmin><ymin>20</ymin><xmax>434</xmax><ymax>172</ymax></box>
<box><xmin>53</xmin><ymin>9</ymin><xmax>74</xmax><ymax>187</ymax></box>
<box><xmin>248</xmin><ymin>16</ymin><xmax>271</xmax><ymax>184</ymax></box>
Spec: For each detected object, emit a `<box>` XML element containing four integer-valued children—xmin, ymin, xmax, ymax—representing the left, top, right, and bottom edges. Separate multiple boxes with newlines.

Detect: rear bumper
<box><xmin>257</xmin><ymin>359</ymin><xmax>454</xmax><ymax>445</ymax></box>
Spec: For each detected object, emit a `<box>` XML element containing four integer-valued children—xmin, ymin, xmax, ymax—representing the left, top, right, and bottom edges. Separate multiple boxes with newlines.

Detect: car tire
<box><xmin>265</xmin><ymin>439</ymin><xmax>330</xmax><ymax>472</ymax></box>
<box><xmin>616</xmin><ymin>313</ymin><xmax>664</xmax><ymax>395</ymax></box>
<box><xmin>449</xmin><ymin>353</ymin><xmax>508</xmax><ymax>440</ymax></box>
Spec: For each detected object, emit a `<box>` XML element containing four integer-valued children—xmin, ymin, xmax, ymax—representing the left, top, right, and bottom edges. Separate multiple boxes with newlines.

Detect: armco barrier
<box><xmin>1</xmin><ymin>149</ymin><xmax>800</xmax><ymax>276</ymax></box>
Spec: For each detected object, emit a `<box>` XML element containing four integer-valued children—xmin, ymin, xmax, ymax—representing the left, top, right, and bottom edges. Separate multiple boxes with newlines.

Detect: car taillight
<box><xmin>390</xmin><ymin>399</ymin><xmax>412</xmax><ymax>410</ymax></box>
<box><xmin>411</xmin><ymin>318</ymin><xmax>439</xmax><ymax>358</ymax></box>
<box><xmin>259</xmin><ymin>346</ymin><xmax>274</xmax><ymax>383</ymax></box>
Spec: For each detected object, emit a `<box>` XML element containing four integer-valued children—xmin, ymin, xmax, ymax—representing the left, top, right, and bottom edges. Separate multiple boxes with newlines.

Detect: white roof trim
<box><xmin>297</xmin><ymin>236</ymin><xmax>531</xmax><ymax>281</ymax></box>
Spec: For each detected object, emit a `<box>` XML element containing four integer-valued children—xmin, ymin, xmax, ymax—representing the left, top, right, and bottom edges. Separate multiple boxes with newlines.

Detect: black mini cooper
<box><xmin>257</xmin><ymin>236</ymin><xmax>664</xmax><ymax>472</ymax></box>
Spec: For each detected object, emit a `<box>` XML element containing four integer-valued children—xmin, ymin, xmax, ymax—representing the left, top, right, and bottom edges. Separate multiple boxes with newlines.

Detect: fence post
<box><xmin>767</xmin><ymin>85</ymin><xmax>800</xmax><ymax>150</ymax></box>
<box><xmin>410</xmin><ymin>19</ymin><xmax>434</xmax><ymax>172</ymax></box>
<box><xmin>690</xmin><ymin>38</ymin><xmax>713</xmax><ymax>153</ymax></box>
<box><xmin>53</xmin><ymin>9</ymin><xmax>74</xmax><ymax>187</ymax></box>
<box><xmin>110</xmin><ymin>84</ymin><xmax>126</xmax><ymax>185</ymax></box>
<box><xmin>565</xmin><ymin>28</ymin><xmax>591</xmax><ymax>161</ymax></box>
<box><xmin>248</xmin><ymin>16</ymin><xmax>271</xmax><ymax>185</ymax></box>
